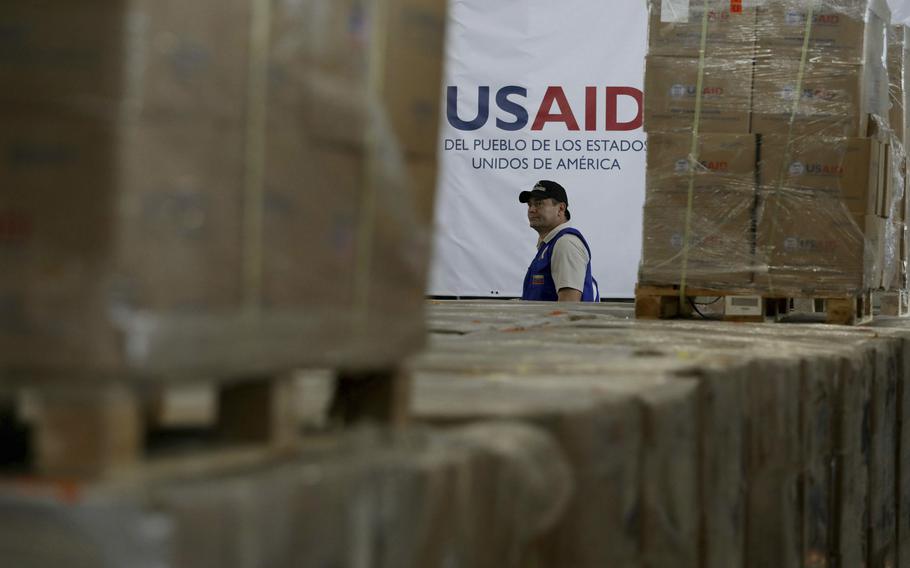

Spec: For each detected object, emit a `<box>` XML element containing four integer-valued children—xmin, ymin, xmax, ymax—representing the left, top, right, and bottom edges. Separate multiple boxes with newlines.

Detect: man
<box><xmin>519</xmin><ymin>180</ymin><xmax>599</xmax><ymax>302</ymax></box>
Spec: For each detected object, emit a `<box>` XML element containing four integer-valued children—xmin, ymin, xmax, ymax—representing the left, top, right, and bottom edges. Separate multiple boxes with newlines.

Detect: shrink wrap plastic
<box><xmin>642</xmin><ymin>0</ymin><xmax>905</xmax><ymax>296</ymax></box>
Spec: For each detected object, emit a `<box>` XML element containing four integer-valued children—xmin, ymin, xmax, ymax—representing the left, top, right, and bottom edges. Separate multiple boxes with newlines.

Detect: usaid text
<box><xmin>447</xmin><ymin>86</ymin><xmax>644</xmax><ymax>132</ymax></box>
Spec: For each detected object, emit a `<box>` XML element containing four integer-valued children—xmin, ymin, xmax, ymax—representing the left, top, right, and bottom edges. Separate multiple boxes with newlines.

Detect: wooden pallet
<box><xmin>635</xmin><ymin>284</ymin><xmax>873</xmax><ymax>326</ymax></box>
<box><xmin>2</xmin><ymin>368</ymin><xmax>410</xmax><ymax>480</ymax></box>
<box><xmin>876</xmin><ymin>290</ymin><xmax>910</xmax><ymax>317</ymax></box>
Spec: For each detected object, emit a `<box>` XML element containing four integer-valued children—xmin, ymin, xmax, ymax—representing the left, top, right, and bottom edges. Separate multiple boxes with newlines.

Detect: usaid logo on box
<box><xmin>779</xmin><ymin>85</ymin><xmax>839</xmax><ymax>102</ymax></box>
<box><xmin>788</xmin><ymin>161</ymin><xmax>844</xmax><ymax>176</ymax></box>
<box><xmin>784</xmin><ymin>11</ymin><xmax>840</xmax><ymax>26</ymax></box>
<box><xmin>669</xmin><ymin>84</ymin><xmax>724</xmax><ymax>99</ymax></box>
<box><xmin>674</xmin><ymin>158</ymin><xmax>730</xmax><ymax>173</ymax></box>
<box><xmin>783</xmin><ymin>236</ymin><xmax>835</xmax><ymax>252</ymax></box>
<box><xmin>784</xmin><ymin>11</ymin><xmax>804</xmax><ymax>25</ymax></box>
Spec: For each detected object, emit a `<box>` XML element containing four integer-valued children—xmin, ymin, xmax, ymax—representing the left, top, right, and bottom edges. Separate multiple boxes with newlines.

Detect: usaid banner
<box><xmin>429</xmin><ymin>0</ymin><xmax>649</xmax><ymax>298</ymax></box>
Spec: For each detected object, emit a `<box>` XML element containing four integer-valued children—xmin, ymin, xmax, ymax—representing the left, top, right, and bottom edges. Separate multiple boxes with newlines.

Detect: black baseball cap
<box><xmin>519</xmin><ymin>180</ymin><xmax>571</xmax><ymax>220</ymax></box>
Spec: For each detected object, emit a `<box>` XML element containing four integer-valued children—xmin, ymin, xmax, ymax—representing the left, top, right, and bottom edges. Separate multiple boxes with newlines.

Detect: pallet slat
<box><xmin>15</xmin><ymin>368</ymin><xmax>411</xmax><ymax>480</ymax></box>
<box><xmin>636</xmin><ymin>284</ymin><xmax>873</xmax><ymax>326</ymax></box>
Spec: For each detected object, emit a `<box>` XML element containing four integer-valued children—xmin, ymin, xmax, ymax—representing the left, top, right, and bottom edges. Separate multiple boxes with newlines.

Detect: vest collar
<box><xmin>537</xmin><ymin>222</ymin><xmax>572</xmax><ymax>248</ymax></box>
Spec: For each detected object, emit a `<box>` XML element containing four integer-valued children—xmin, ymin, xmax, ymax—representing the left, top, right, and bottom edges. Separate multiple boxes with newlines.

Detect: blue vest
<box><xmin>522</xmin><ymin>228</ymin><xmax>599</xmax><ymax>302</ymax></box>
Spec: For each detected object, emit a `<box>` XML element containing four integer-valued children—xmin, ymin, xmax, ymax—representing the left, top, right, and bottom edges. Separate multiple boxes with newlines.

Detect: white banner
<box><xmin>428</xmin><ymin>0</ymin><xmax>649</xmax><ymax>298</ymax></box>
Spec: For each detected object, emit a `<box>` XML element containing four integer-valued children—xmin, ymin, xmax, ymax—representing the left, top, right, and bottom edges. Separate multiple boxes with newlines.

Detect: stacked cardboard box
<box><xmin>888</xmin><ymin>26</ymin><xmax>906</xmax><ymax>143</ymax></box>
<box><xmin>751</xmin><ymin>0</ymin><xmax>888</xmax><ymax>136</ymax></box>
<box><xmin>756</xmin><ymin>136</ymin><xmax>886</xmax><ymax>292</ymax></box>
<box><xmin>0</xmin><ymin>0</ymin><xmax>447</xmax><ymax>378</ymax></box>
<box><xmin>641</xmin><ymin>0</ymin><xmax>898</xmax><ymax>296</ymax></box>
<box><xmin>641</xmin><ymin>133</ymin><xmax>757</xmax><ymax>288</ymax></box>
<box><xmin>0</xmin><ymin>422</ymin><xmax>572</xmax><ymax>568</ymax></box>
<box><xmin>643</xmin><ymin>0</ymin><xmax>756</xmax><ymax>135</ymax></box>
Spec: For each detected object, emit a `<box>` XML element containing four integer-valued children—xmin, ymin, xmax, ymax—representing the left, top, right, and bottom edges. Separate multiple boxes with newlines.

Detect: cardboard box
<box><xmin>267</xmin><ymin>0</ymin><xmax>370</xmax><ymax>148</ymax></box>
<box><xmin>640</xmin><ymin>190</ymin><xmax>756</xmax><ymax>288</ymax></box>
<box><xmin>896</xmin><ymin>160</ymin><xmax>910</xmax><ymax>223</ymax></box>
<box><xmin>751</xmin><ymin>4</ymin><xmax>890</xmax><ymax>137</ymax></box>
<box><xmin>644</xmin><ymin>55</ymin><xmax>753</xmax><ymax>133</ymax></box>
<box><xmin>754</xmin><ymin>192</ymin><xmax>880</xmax><ymax>293</ymax></box>
<box><xmin>902</xmin><ymin>221</ymin><xmax>909</xmax><ymax>287</ymax></box>
<box><xmin>381</xmin><ymin>0</ymin><xmax>448</xmax><ymax>158</ymax></box>
<box><xmin>269</xmin><ymin>0</ymin><xmax>445</xmax><ymax>157</ymax></box>
<box><xmin>646</xmin><ymin>133</ymin><xmax>757</xmax><ymax>197</ymax></box>
<box><xmin>759</xmin><ymin>136</ymin><xmax>883</xmax><ymax>217</ymax></box>
<box><xmin>0</xmin><ymin>1</ymin><xmax>251</xmax><ymax>119</ymax></box>
<box><xmin>751</xmin><ymin>58</ymin><xmax>869</xmax><ymax>137</ymax></box>
<box><xmin>888</xmin><ymin>26</ymin><xmax>905</xmax><ymax>142</ymax></box>
<box><xmin>882</xmin><ymin>218</ymin><xmax>902</xmax><ymax>290</ymax></box>
<box><xmin>904</xmin><ymin>27</ymin><xmax>910</xmax><ymax>148</ymax></box>
<box><xmin>883</xmin><ymin>138</ymin><xmax>907</xmax><ymax>220</ymax></box>
<box><xmin>754</xmin><ymin>0</ymin><xmax>880</xmax><ymax>64</ymax></box>
<box><xmin>647</xmin><ymin>0</ymin><xmax>757</xmax><ymax>59</ymax></box>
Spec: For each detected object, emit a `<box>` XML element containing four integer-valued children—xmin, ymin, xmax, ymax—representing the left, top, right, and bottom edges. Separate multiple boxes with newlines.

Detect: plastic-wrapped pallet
<box><xmin>0</xmin><ymin>422</ymin><xmax>571</xmax><ymax>568</ymax></box>
<box><xmin>0</xmin><ymin>0</ymin><xmax>447</xmax><ymax>380</ymax></box>
<box><xmin>640</xmin><ymin>0</ymin><xmax>899</xmax><ymax>301</ymax></box>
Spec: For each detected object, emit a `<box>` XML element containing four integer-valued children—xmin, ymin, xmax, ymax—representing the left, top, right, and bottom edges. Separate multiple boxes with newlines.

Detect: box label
<box><xmin>725</xmin><ymin>295</ymin><xmax>762</xmax><ymax>316</ymax></box>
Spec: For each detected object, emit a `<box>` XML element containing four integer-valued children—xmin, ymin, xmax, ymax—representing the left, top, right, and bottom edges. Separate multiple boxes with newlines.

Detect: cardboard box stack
<box><xmin>641</xmin><ymin>0</ymin><xmax>758</xmax><ymax>289</ymax></box>
<box><xmin>641</xmin><ymin>0</ymin><xmax>901</xmax><ymax>297</ymax></box>
<box><xmin>640</xmin><ymin>133</ymin><xmax>758</xmax><ymax>288</ymax></box>
<box><xmin>751</xmin><ymin>0</ymin><xmax>896</xmax><ymax>295</ymax></box>
<box><xmin>882</xmin><ymin>25</ymin><xmax>910</xmax><ymax>295</ymax></box>
<box><xmin>757</xmin><ymin>135</ymin><xmax>887</xmax><ymax>292</ymax></box>
<box><xmin>0</xmin><ymin>0</ymin><xmax>447</xmax><ymax>378</ymax></box>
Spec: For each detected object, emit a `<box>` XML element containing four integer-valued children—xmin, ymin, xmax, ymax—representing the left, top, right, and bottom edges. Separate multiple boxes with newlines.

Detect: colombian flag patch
<box><xmin>531</xmin><ymin>274</ymin><xmax>545</xmax><ymax>285</ymax></box>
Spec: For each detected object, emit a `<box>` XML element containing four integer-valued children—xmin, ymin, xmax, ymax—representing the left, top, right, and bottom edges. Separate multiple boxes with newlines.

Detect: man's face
<box><xmin>527</xmin><ymin>197</ymin><xmax>563</xmax><ymax>231</ymax></box>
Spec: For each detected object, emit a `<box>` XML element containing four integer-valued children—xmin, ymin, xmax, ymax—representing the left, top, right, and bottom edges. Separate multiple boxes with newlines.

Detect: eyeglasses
<box><xmin>527</xmin><ymin>198</ymin><xmax>556</xmax><ymax>209</ymax></box>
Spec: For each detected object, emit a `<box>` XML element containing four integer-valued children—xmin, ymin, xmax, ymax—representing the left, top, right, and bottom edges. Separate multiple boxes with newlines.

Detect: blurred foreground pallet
<box><xmin>635</xmin><ymin>284</ymin><xmax>873</xmax><ymax>325</ymax></box>
<box><xmin>0</xmin><ymin>423</ymin><xmax>570</xmax><ymax>568</ymax></box>
<box><xmin>3</xmin><ymin>369</ymin><xmax>410</xmax><ymax>480</ymax></box>
<box><xmin>412</xmin><ymin>301</ymin><xmax>910</xmax><ymax>567</ymax></box>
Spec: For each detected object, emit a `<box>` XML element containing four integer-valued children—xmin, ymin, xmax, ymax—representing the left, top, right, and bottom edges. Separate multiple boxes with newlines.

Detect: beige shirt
<box><xmin>536</xmin><ymin>222</ymin><xmax>590</xmax><ymax>293</ymax></box>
